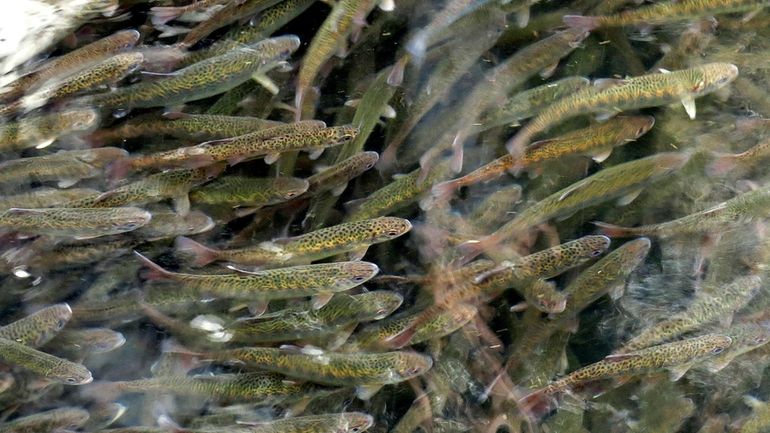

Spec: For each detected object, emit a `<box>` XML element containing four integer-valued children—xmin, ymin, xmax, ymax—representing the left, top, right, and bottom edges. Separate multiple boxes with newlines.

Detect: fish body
<box><xmin>467</xmin><ymin>185</ymin><xmax>523</xmax><ymax>233</ymax></box>
<box><xmin>0</xmin><ymin>108</ymin><xmax>98</xmax><ymax>151</ymax></box>
<box><xmin>189</xmin><ymin>176</ymin><xmax>309</xmax><ymax>212</ymax></box>
<box><xmin>305</xmin><ymin>151</ymin><xmax>379</xmax><ymax>197</ymax></box>
<box><xmin>0</xmin><ymin>147</ymin><xmax>127</xmax><ymax>188</ymax></box>
<box><xmin>180</xmin><ymin>0</ymin><xmax>284</xmax><ymax>46</ymax></box>
<box><xmin>88</xmin><ymin>36</ymin><xmax>300</xmax><ymax>109</ymax></box>
<box><xmin>596</xmin><ymin>184</ymin><xmax>770</xmax><ymax>238</ymax></box>
<box><xmin>563</xmin><ymin>0</ymin><xmax>770</xmax><ymax>30</ymax></box>
<box><xmin>213</xmin><ymin>291</ymin><xmax>404</xmax><ymax>343</ymax></box>
<box><xmin>618</xmin><ymin>275</ymin><xmax>761</xmax><ymax>353</ymax></box>
<box><xmin>66</xmin><ymin>165</ymin><xmax>224</xmax><ymax>215</ymax></box>
<box><xmin>0</xmin><ymin>337</ymin><xmax>92</xmax><ymax>384</ymax></box>
<box><xmin>47</xmin><ymin>328</ymin><xmax>126</xmax><ymax>354</ymax></box>
<box><xmin>136</xmin><ymin>252</ymin><xmax>378</xmax><ymax>303</ymax></box>
<box><xmin>434</xmin><ymin>115</ymin><xmax>655</xmax><ymax>199</ymax></box>
<box><xmin>477</xmin><ymin>76</ymin><xmax>591</xmax><ymax>132</ymax></box>
<box><xmin>177</xmin><ymin>217</ymin><xmax>411</xmax><ymax>267</ymax></box>
<box><xmin>506</xmin><ymin>63</ymin><xmax>739</xmax><ymax>154</ymax></box>
<box><xmin>707</xmin><ymin>136</ymin><xmax>770</xmax><ymax>176</ymax></box>
<box><xmin>457</xmin><ymin>152</ymin><xmax>691</xmax><ymax>262</ymax></box>
<box><xmin>133</xmin><ymin>210</ymin><xmax>214</xmax><ymax>241</ymax></box>
<box><xmin>0</xmin><ymin>407</ymin><xmax>90</xmax><ymax>433</ymax></box>
<box><xmin>197</xmin><ymin>346</ymin><xmax>432</xmax><ymax>392</ymax></box>
<box><xmin>0</xmin><ymin>207</ymin><xmax>151</xmax><ymax>239</ymax></box>
<box><xmin>520</xmin><ymin>334</ymin><xmax>732</xmax><ymax>416</ymax></box>
<box><xmin>0</xmin><ymin>304</ymin><xmax>71</xmax><ymax>347</ymax></box>
<box><xmin>0</xmin><ymin>188</ymin><xmax>100</xmax><ymax>210</ymax></box>
<box><xmin>226</xmin><ymin>413</ymin><xmax>375</xmax><ymax>433</ymax></box>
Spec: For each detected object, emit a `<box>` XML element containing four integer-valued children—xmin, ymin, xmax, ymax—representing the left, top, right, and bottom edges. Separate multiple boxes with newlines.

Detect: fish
<box><xmin>0</xmin><ymin>304</ymin><xmax>72</xmax><ymax>347</ymax></box>
<box><xmin>227</xmin><ymin>413</ymin><xmax>375</xmax><ymax>433</ymax></box>
<box><xmin>149</xmin><ymin>0</ymin><xmax>230</xmax><ymax>26</ymax></box>
<box><xmin>519</xmin><ymin>334</ymin><xmax>733</xmax><ymax>418</ymax></box>
<box><xmin>305</xmin><ymin>151</ymin><xmax>380</xmax><ymax>197</ymax></box>
<box><xmin>0</xmin><ymin>147</ymin><xmax>127</xmax><ymax>188</ymax></box>
<box><xmin>505</xmin><ymin>63</ymin><xmax>739</xmax><ymax>156</ymax></box>
<box><xmin>176</xmin><ymin>216</ymin><xmax>411</xmax><ymax>267</ymax></box>
<box><xmin>0</xmin><ymin>407</ymin><xmax>90</xmax><ymax>433</ymax></box>
<box><xmin>433</xmin><ymin>115</ymin><xmax>656</xmax><ymax>200</ymax></box>
<box><xmin>87</xmin><ymin>112</ymin><xmax>284</xmax><ymax>145</ymax></box>
<box><xmin>46</xmin><ymin>328</ymin><xmax>126</xmax><ymax>354</ymax></box>
<box><xmin>85</xmin><ymin>36</ymin><xmax>300</xmax><ymax>109</ymax></box>
<box><xmin>707</xmin><ymin>137</ymin><xmax>770</xmax><ymax>176</ymax></box>
<box><xmin>0</xmin><ymin>207</ymin><xmax>151</xmax><ymax>240</ymax></box>
<box><xmin>617</xmin><ymin>275</ymin><xmax>761</xmax><ymax>353</ymax></box>
<box><xmin>0</xmin><ymin>336</ymin><xmax>93</xmax><ymax>384</ymax></box>
<box><xmin>189</xmin><ymin>176</ymin><xmax>309</xmax><ymax>217</ymax></box>
<box><xmin>196</xmin><ymin>291</ymin><xmax>404</xmax><ymax>344</ymax></box>
<box><xmin>87</xmin><ymin>372</ymin><xmax>318</xmax><ymax>402</ymax></box>
<box><xmin>120</xmin><ymin>120</ymin><xmax>325</xmax><ymax>172</ymax></box>
<box><xmin>8</xmin><ymin>52</ymin><xmax>144</xmax><ymax>115</ymax></box>
<box><xmin>456</xmin><ymin>152</ymin><xmax>691</xmax><ymax>263</ymax></box>
<box><xmin>81</xmin><ymin>402</ymin><xmax>126</xmax><ymax>431</ymax></box>
<box><xmin>65</xmin><ymin>164</ymin><xmax>225</xmax><ymax>216</ymax></box>
<box><xmin>193</xmin><ymin>124</ymin><xmax>359</xmax><ymax>167</ymax></box>
<box><xmin>179</xmin><ymin>0</ymin><xmax>285</xmax><ymax>47</ymax></box>
<box><xmin>703</xmin><ymin>322</ymin><xmax>770</xmax><ymax>372</ymax></box>
<box><xmin>736</xmin><ymin>395</ymin><xmax>770</xmax><ymax>433</ymax></box>
<box><xmin>595</xmin><ymin>184</ymin><xmax>770</xmax><ymax>238</ymax></box>
<box><xmin>295</xmin><ymin>0</ymin><xmax>383</xmax><ymax>119</ymax></box>
<box><xmin>467</xmin><ymin>184</ymin><xmax>523</xmax><ymax>233</ymax></box>
<box><xmin>135</xmin><ymin>252</ymin><xmax>379</xmax><ymax>310</ymax></box>
<box><xmin>132</xmin><ymin>209</ymin><xmax>214</xmax><ymax>241</ymax></box>
<box><xmin>476</xmin><ymin>76</ymin><xmax>592</xmax><ymax>132</ymax></box>
<box><xmin>180</xmin><ymin>345</ymin><xmax>433</xmax><ymax>399</ymax></box>
<box><xmin>0</xmin><ymin>28</ymin><xmax>139</xmax><ymax>103</ymax></box>
<box><xmin>563</xmin><ymin>0</ymin><xmax>770</xmax><ymax>31</ymax></box>
<box><xmin>0</xmin><ymin>108</ymin><xmax>98</xmax><ymax>151</ymax></box>
<box><xmin>345</xmin><ymin>159</ymin><xmax>454</xmax><ymax>222</ymax></box>
<box><xmin>0</xmin><ymin>188</ymin><xmax>101</xmax><ymax>210</ymax></box>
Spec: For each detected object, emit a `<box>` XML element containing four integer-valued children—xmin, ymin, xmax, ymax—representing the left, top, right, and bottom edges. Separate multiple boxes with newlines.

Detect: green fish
<box><xmin>0</xmin><ymin>108</ymin><xmax>98</xmax><ymax>151</ymax></box>
<box><xmin>703</xmin><ymin>322</ymin><xmax>770</xmax><ymax>372</ymax></box>
<box><xmin>596</xmin><ymin>184</ymin><xmax>770</xmax><ymax>238</ymax></box>
<box><xmin>0</xmin><ymin>336</ymin><xmax>93</xmax><ymax>384</ymax></box>
<box><xmin>189</xmin><ymin>176</ymin><xmax>309</xmax><ymax>217</ymax></box>
<box><xmin>0</xmin><ymin>188</ymin><xmax>100</xmax><ymax>210</ymax></box>
<box><xmin>506</xmin><ymin>63</ymin><xmax>739</xmax><ymax>155</ymax></box>
<box><xmin>186</xmin><ymin>345</ymin><xmax>433</xmax><ymax>399</ymax></box>
<box><xmin>0</xmin><ymin>304</ymin><xmax>71</xmax><ymax>347</ymax></box>
<box><xmin>457</xmin><ymin>152</ymin><xmax>691</xmax><ymax>263</ymax></box>
<box><xmin>176</xmin><ymin>217</ymin><xmax>411</xmax><ymax>267</ymax></box>
<box><xmin>46</xmin><ymin>328</ymin><xmax>126</xmax><ymax>354</ymax></box>
<box><xmin>135</xmin><ymin>252</ymin><xmax>379</xmax><ymax>310</ymax></box>
<box><xmin>0</xmin><ymin>147</ymin><xmax>127</xmax><ymax>188</ymax></box>
<box><xmin>563</xmin><ymin>0</ymin><xmax>770</xmax><ymax>30</ymax></box>
<box><xmin>305</xmin><ymin>151</ymin><xmax>379</xmax><ymax>197</ymax></box>
<box><xmin>618</xmin><ymin>275</ymin><xmax>761</xmax><ymax>353</ymax></box>
<box><xmin>467</xmin><ymin>185</ymin><xmax>523</xmax><ymax>233</ymax></box>
<box><xmin>132</xmin><ymin>209</ymin><xmax>214</xmax><ymax>241</ymax></box>
<box><xmin>229</xmin><ymin>413</ymin><xmax>374</xmax><ymax>433</ymax></box>
<box><xmin>85</xmin><ymin>36</ymin><xmax>300</xmax><ymax>109</ymax></box>
<box><xmin>196</xmin><ymin>291</ymin><xmax>403</xmax><ymax>344</ymax></box>
<box><xmin>66</xmin><ymin>164</ymin><xmax>225</xmax><ymax>216</ymax></box>
<box><xmin>0</xmin><ymin>407</ymin><xmax>90</xmax><ymax>433</ymax></box>
<box><xmin>0</xmin><ymin>207</ymin><xmax>151</xmax><ymax>239</ymax></box>
<box><xmin>519</xmin><ymin>334</ymin><xmax>732</xmax><ymax>417</ymax></box>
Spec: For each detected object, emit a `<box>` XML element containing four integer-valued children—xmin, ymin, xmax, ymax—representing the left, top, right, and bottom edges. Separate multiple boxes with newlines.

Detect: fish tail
<box><xmin>149</xmin><ymin>6</ymin><xmax>184</xmax><ymax>26</ymax></box>
<box><xmin>378</xmin><ymin>138</ymin><xmax>404</xmax><ymax>174</ymax></box>
<box><xmin>593</xmin><ymin>221</ymin><xmax>635</xmax><ymax>237</ymax></box>
<box><xmin>517</xmin><ymin>388</ymin><xmax>556</xmax><ymax>420</ymax></box>
<box><xmin>134</xmin><ymin>251</ymin><xmax>174</xmax><ymax>281</ymax></box>
<box><xmin>106</xmin><ymin>156</ymin><xmax>133</xmax><ymax>185</ymax></box>
<box><xmin>562</xmin><ymin>15</ymin><xmax>601</xmax><ymax>31</ymax></box>
<box><xmin>174</xmin><ymin>236</ymin><xmax>217</xmax><ymax>267</ymax></box>
<box><xmin>387</xmin><ymin>55</ymin><xmax>409</xmax><ymax>86</ymax></box>
<box><xmin>455</xmin><ymin>239</ymin><xmax>488</xmax><ymax>265</ymax></box>
<box><xmin>705</xmin><ymin>154</ymin><xmax>738</xmax><ymax>177</ymax></box>
<box><xmin>505</xmin><ymin>130</ymin><xmax>531</xmax><ymax>159</ymax></box>
<box><xmin>431</xmin><ymin>180</ymin><xmax>461</xmax><ymax>202</ymax></box>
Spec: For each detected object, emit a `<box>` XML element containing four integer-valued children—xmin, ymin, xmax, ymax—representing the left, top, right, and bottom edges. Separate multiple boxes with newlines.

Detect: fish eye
<box><xmin>590</xmin><ymin>249</ymin><xmax>603</xmax><ymax>257</ymax></box>
<box><xmin>711</xmin><ymin>346</ymin><xmax>724</xmax><ymax>354</ymax></box>
<box><xmin>285</xmin><ymin>191</ymin><xmax>298</xmax><ymax>198</ymax></box>
<box><xmin>365</xmin><ymin>163</ymin><xmax>375</xmax><ymax>169</ymax></box>
<box><xmin>352</xmin><ymin>276</ymin><xmax>367</xmax><ymax>283</ymax></box>
<box><xmin>755</xmin><ymin>337</ymin><xmax>768</xmax><ymax>345</ymax></box>
<box><xmin>65</xmin><ymin>377</ymin><xmax>78</xmax><ymax>384</ymax></box>
<box><xmin>386</xmin><ymin>230</ymin><xmax>400</xmax><ymax>237</ymax></box>
<box><xmin>56</xmin><ymin>319</ymin><xmax>66</xmax><ymax>329</ymax></box>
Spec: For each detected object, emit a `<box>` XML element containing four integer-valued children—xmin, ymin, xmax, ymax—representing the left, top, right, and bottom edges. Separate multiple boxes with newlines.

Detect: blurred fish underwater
<box><xmin>3</xmin><ymin>0</ymin><xmax>770</xmax><ymax>432</ymax></box>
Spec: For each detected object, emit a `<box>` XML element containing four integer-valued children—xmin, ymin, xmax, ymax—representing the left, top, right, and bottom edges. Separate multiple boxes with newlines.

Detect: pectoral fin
<box><xmin>355</xmin><ymin>384</ymin><xmax>383</xmax><ymax>400</ymax></box>
<box><xmin>681</xmin><ymin>95</ymin><xmax>696</xmax><ymax>119</ymax></box>
<box><xmin>668</xmin><ymin>362</ymin><xmax>693</xmax><ymax>381</ymax></box>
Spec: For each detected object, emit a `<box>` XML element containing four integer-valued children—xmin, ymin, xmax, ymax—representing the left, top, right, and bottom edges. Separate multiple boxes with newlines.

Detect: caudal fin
<box><xmin>431</xmin><ymin>180</ymin><xmax>461</xmax><ymax>202</ymax></box>
<box><xmin>705</xmin><ymin>154</ymin><xmax>738</xmax><ymax>177</ymax></box>
<box><xmin>174</xmin><ymin>236</ymin><xmax>218</xmax><ymax>267</ymax></box>
<box><xmin>562</xmin><ymin>15</ymin><xmax>601</xmax><ymax>31</ymax></box>
<box><xmin>454</xmin><ymin>239</ymin><xmax>488</xmax><ymax>266</ymax></box>
<box><xmin>106</xmin><ymin>156</ymin><xmax>133</xmax><ymax>187</ymax></box>
<box><xmin>593</xmin><ymin>221</ymin><xmax>635</xmax><ymax>238</ymax></box>
<box><xmin>134</xmin><ymin>251</ymin><xmax>174</xmax><ymax>281</ymax></box>
<box><xmin>149</xmin><ymin>6</ymin><xmax>184</xmax><ymax>26</ymax></box>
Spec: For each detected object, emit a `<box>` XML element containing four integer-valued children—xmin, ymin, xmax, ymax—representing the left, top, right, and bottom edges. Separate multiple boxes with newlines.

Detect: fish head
<box><xmin>625</xmin><ymin>115</ymin><xmax>656</xmax><ymax>139</ymax></box>
<box><xmin>690</xmin><ymin>63</ymin><xmax>739</xmax><ymax>96</ymax></box>
<box><xmin>581</xmin><ymin>235</ymin><xmax>612</xmax><ymax>259</ymax></box>
<box><xmin>58</xmin><ymin>362</ymin><xmax>93</xmax><ymax>385</ymax></box>
<box><xmin>60</xmin><ymin>108</ymin><xmax>100</xmax><ymax>132</ymax></box>
<box><xmin>332</xmin><ymin>125</ymin><xmax>360</xmax><ymax>145</ymax></box>
<box><xmin>272</xmin><ymin>177</ymin><xmax>310</xmax><ymax>201</ymax></box>
<box><xmin>112</xmin><ymin>208</ymin><xmax>152</xmax><ymax>232</ymax></box>
<box><xmin>337</xmin><ymin>262</ymin><xmax>379</xmax><ymax>288</ymax></box>
<box><xmin>339</xmin><ymin>413</ymin><xmax>374</xmax><ymax>433</ymax></box>
<box><xmin>60</xmin><ymin>408</ymin><xmax>91</xmax><ymax>429</ymax></box>
<box><xmin>113</xmin><ymin>29</ymin><xmax>141</xmax><ymax>50</ymax></box>
<box><xmin>49</xmin><ymin>303</ymin><xmax>73</xmax><ymax>331</ymax></box>
<box><xmin>180</xmin><ymin>211</ymin><xmax>215</xmax><ymax>235</ymax></box>
<box><xmin>84</xmin><ymin>329</ymin><xmax>127</xmax><ymax>353</ymax></box>
<box><xmin>532</xmin><ymin>285</ymin><xmax>568</xmax><ymax>314</ymax></box>
<box><xmin>363</xmin><ymin>291</ymin><xmax>404</xmax><ymax>320</ymax></box>
<box><xmin>359</xmin><ymin>152</ymin><xmax>380</xmax><ymax>171</ymax></box>
<box><xmin>703</xmin><ymin>334</ymin><xmax>733</xmax><ymax>357</ymax></box>
<box><xmin>373</xmin><ymin>217</ymin><xmax>413</xmax><ymax>240</ymax></box>
<box><xmin>393</xmin><ymin>352</ymin><xmax>433</xmax><ymax>380</ymax></box>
